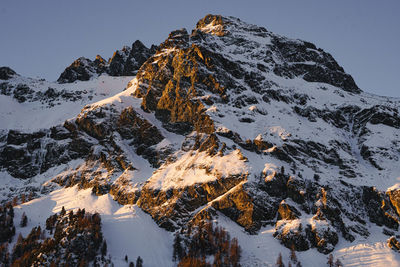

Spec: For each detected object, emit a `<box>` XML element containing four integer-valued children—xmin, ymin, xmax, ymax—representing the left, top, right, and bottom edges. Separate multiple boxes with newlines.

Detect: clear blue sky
<box><xmin>1</xmin><ymin>0</ymin><xmax>399</xmax><ymax>97</ymax></box>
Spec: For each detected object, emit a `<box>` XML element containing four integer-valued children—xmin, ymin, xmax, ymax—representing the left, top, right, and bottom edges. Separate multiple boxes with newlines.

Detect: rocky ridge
<box><xmin>1</xmin><ymin>14</ymin><xmax>400</xmax><ymax>265</ymax></box>
<box><xmin>58</xmin><ymin>40</ymin><xmax>157</xmax><ymax>83</ymax></box>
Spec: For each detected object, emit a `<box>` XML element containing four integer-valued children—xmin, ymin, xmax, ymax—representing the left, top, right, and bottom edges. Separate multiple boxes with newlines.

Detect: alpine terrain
<box><xmin>1</xmin><ymin>15</ymin><xmax>400</xmax><ymax>266</ymax></box>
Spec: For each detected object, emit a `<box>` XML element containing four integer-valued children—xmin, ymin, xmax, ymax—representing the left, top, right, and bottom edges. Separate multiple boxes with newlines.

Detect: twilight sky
<box><xmin>1</xmin><ymin>0</ymin><xmax>399</xmax><ymax>97</ymax></box>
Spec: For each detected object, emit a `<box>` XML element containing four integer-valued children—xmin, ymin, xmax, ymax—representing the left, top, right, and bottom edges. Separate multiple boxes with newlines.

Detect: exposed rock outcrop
<box><xmin>58</xmin><ymin>56</ymin><xmax>107</xmax><ymax>83</ymax></box>
<box><xmin>137</xmin><ymin>174</ymin><xmax>247</xmax><ymax>231</ymax></box>
<box><xmin>388</xmin><ymin>236</ymin><xmax>400</xmax><ymax>252</ymax></box>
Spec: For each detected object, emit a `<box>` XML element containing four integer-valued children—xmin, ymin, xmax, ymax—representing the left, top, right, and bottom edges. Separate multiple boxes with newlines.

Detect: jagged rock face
<box><xmin>108</xmin><ymin>40</ymin><xmax>156</xmax><ymax>76</ymax></box>
<box><xmin>0</xmin><ymin>102</ymin><xmax>165</xmax><ymax>179</ymax></box>
<box><xmin>270</xmin><ymin>37</ymin><xmax>360</xmax><ymax>93</ymax></box>
<box><xmin>58</xmin><ymin>41</ymin><xmax>156</xmax><ymax>83</ymax></box>
<box><xmin>277</xmin><ymin>200</ymin><xmax>300</xmax><ymax>220</ymax></box>
<box><xmin>210</xmin><ymin>182</ymin><xmax>266</xmax><ymax>232</ymax></box>
<box><xmin>134</xmin><ymin>29</ymin><xmax>222</xmax><ymax>135</ymax></box>
<box><xmin>208</xmin><ymin>171</ymin><xmax>399</xmax><ymax>253</ymax></box>
<box><xmin>388</xmin><ymin>189</ymin><xmax>400</xmax><ymax>217</ymax></box>
<box><xmin>137</xmin><ymin>174</ymin><xmax>246</xmax><ymax>231</ymax></box>
<box><xmin>57</xmin><ymin>56</ymin><xmax>106</xmax><ymax>83</ymax></box>
<box><xmin>2</xmin><ymin>14</ymin><xmax>400</xmax><ymax>260</ymax></box>
<box><xmin>0</xmin><ymin>127</ymin><xmax>91</xmax><ymax>178</ymax></box>
<box><xmin>0</xmin><ymin>80</ymin><xmax>91</xmax><ymax>104</ymax></box>
<box><xmin>0</xmin><ymin>67</ymin><xmax>17</xmax><ymax>80</ymax></box>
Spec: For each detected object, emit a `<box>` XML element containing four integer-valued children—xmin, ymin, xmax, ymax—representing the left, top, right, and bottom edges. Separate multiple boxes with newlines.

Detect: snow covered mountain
<box><xmin>1</xmin><ymin>14</ymin><xmax>400</xmax><ymax>266</ymax></box>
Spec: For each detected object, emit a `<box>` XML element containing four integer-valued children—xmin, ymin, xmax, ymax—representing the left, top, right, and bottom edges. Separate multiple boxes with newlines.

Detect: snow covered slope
<box><xmin>13</xmin><ymin>186</ymin><xmax>174</xmax><ymax>267</ymax></box>
<box><xmin>1</xmin><ymin>14</ymin><xmax>400</xmax><ymax>266</ymax></box>
<box><xmin>0</xmin><ymin>72</ymin><xmax>134</xmax><ymax>130</ymax></box>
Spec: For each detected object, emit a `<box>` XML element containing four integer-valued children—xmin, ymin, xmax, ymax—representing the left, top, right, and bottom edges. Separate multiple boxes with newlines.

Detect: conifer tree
<box><xmin>20</xmin><ymin>212</ymin><xmax>27</xmax><ymax>227</ymax></box>
<box><xmin>276</xmin><ymin>253</ymin><xmax>285</xmax><ymax>267</ymax></box>
<box><xmin>173</xmin><ymin>233</ymin><xmax>184</xmax><ymax>261</ymax></box>
<box><xmin>68</xmin><ymin>210</ymin><xmax>73</xmax><ymax>221</ymax></box>
<box><xmin>290</xmin><ymin>244</ymin><xmax>297</xmax><ymax>263</ymax></box>
<box><xmin>101</xmin><ymin>240</ymin><xmax>107</xmax><ymax>256</ymax></box>
<box><xmin>230</xmin><ymin>237</ymin><xmax>241</xmax><ymax>265</ymax></box>
<box><xmin>12</xmin><ymin>197</ymin><xmax>18</xmax><ymax>206</ymax></box>
<box><xmin>16</xmin><ymin>233</ymin><xmax>23</xmax><ymax>243</ymax></box>
<box><xmin>8</xmin><ymin>205</ymin><xmax>14</xmax><ymax>217</ymax></box>
<box><xmin>136</xmin><ymin>256</ymin><xmax>143</xmax><ymax>267</ymax></box>
<box><xmin>78</xmin><ymin>258</ymin><xmax>86</xmax><ymax>267</ymax></box>
<box><xmin>334</xmin><ymin>259</ymin><xmax>343</xmax><ymax>267</ymax></box>
<box><xmin>20</xmin><ymin>194</ymin><xmax>26</xmax><ymax>204</ymax></box>
<box><xmin>327</xmin><ymin>254</ymin><xmax>334</xmax><ymax>267</ymax></box>
<box><xmin>60</xmin><ymin>206</ymin><xmax>66</xmax><ymax>216</ymax></box>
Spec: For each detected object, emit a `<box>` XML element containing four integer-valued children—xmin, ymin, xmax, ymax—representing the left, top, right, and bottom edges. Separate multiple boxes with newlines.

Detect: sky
<box><xmin>1</xmin><ymin>0</ymin><xmax>399</xmax><ymax>97</ymax></box>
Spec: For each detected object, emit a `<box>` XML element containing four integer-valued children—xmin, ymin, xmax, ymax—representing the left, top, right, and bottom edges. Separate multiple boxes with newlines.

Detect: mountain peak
<box><xmin>0</xmin><ymin>66</ymin><xmax>18</xmax><ymax>80</ymax></box>
<box><xmin>191</xmin><ymin>14</ymin><xmax>360</xmax><ymax>93</ymax></box>
<box><xmin>132</xmin><ymin>40</ymin><xmax>147</xmax><ymax>51</ymax></box>
<box><xmin>195</xmin><ymin>14</ymin><xmax>269</xmax><ymax>37</ymax></box>
<box><xmin>159</xmin><ymin>28</ymin><xmax>189</xmax><ymax>50</ymax></box>
<box><xmin>196</xmin><ymin>14</ymin><xmax>228</xmax><ymax>36</ymax></box>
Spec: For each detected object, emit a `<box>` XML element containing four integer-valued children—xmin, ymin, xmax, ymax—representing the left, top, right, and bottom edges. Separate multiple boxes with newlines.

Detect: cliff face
<box><xmin>1</xmin><ymin>14</ymin><xmax>400</xmax><ymax>264</ymax></box>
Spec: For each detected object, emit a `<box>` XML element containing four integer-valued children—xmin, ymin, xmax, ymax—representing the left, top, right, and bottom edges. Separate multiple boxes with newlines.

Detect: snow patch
<box><xmin>147</xmin><ymin>150</ymin><xmax>248</xmax><ymax>190</ymax></box>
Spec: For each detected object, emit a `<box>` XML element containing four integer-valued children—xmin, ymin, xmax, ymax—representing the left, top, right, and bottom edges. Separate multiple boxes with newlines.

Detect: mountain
<box><xmin>1</xmin><ymin>14</ymin><xmax>400</xmax><ymax>266</ymax></box>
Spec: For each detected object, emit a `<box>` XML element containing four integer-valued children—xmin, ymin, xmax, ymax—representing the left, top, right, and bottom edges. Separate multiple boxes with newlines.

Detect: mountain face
<box><xmin>57</xmin><ymin>40</ymin><xmax>157</xmax><ymax>83</ymax></box>
<box><xmin>1</xmin><ymin>14</ymin><xmax>400</xmax><ymax>266</ymax></box>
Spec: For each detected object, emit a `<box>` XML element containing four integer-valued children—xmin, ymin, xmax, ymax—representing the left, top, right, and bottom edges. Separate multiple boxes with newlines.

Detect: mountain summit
<box><xmin>0</xmin><ymin>14</ymin><xmax>400</xmax><ymax>266</ymax></box>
